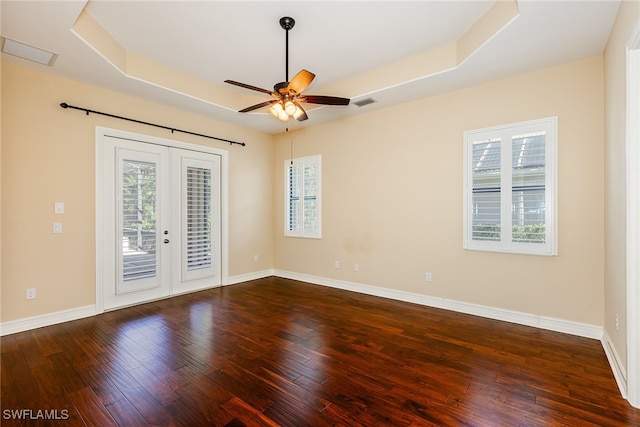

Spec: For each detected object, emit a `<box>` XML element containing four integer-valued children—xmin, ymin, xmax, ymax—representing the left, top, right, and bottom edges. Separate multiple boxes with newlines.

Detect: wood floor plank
<box><xmin>14</xmin><ymin>331</ymin><xmax>49</xmax><ymax>370</ymax></box>
<box><xmin>46</xmin><ymin>352</ymin><xmax>89</xmax><ymax>393</ymax></box>
<box><xmin>2</xmin><ymin>276</ymin><xmax>640</xmax><ymax>425</ymax></box>
<box><xmin>73</xmin><ymin>359</ymin><xmax>127</xmax><ymax>407</ymax></box>
<box><xmin>68</xmin><ymin>386</ymin><xmax>119</xmax><ymax>427</ymax></box>
<box><xmin>127</xmin><ymin>363</ymin><xmax>181</xmax><ymax>406</ymax></box>
<box><xmin>163</xmin><ymin>397</ymin><xmax>214</xmax><ymax>427</ymax></box>
<box><xmin>2</xmin><ymin>349</ymin><xmax>44</xmax><ymax>409</ymax></box>
<box><xmin>105</xmin><ymin>398</ymin><xmax>151</xmax><ymax>427</ymax></box>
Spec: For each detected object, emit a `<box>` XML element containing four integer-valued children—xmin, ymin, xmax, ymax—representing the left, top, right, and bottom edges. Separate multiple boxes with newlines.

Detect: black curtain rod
<box><xmin>60</xmin><ymin>102</ymin><xmax>246</xmax><ymax>147</ymax></box>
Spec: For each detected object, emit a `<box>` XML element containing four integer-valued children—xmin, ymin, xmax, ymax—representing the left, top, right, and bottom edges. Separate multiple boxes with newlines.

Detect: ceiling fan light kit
<box><xmin>225</xmin><ymin>16</ymin><xmax>350</xmax><ymax>123</ymax></box>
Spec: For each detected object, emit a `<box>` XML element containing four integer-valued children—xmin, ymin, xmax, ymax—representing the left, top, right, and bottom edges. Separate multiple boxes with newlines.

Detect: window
<box><xmin>463</xmin><ymin>117</ymin><xmax>557</xmax><ymax>255</ymax></box>
<box><xmin>121</xmin><ymin>159</ymin><xmax>158</xmax><ymax>281</ymax></box>
<box><xmin>285</xmin><ymin>155</ymin><xmax>321</xmax><ymax>238</ymax></box>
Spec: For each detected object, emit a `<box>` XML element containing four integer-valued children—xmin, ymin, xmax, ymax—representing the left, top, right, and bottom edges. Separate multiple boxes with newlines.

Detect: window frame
<box><xmin>284</xmin><ymin>155</ymin><xmax>322</xmax><ymax>239</ymax></box>
<box><xmin>463</xmin><ymin>117</ymin><xmax>558</xmax><ymax>256</ymax></box>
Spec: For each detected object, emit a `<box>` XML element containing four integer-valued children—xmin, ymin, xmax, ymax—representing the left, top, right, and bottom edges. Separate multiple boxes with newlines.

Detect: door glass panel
<box><xmin>122</xmin><ymin>160</ymin><xmax>157</xmax><ymax>281</ymax></box>
<box><xmin>186</xmin><ymin>166</ymin><xmax>212</xmax><ymax>271</ymax></box>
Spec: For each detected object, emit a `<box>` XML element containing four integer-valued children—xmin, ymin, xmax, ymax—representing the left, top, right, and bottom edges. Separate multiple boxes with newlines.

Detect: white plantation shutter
<box><xmin>285</xmin><ymin>155</ymin><xmax>321</xmax><ymax>238</ymax></box>
<box><xmin>181</xmin><ymin>156</ymin><xmax>218</xmax><ymax>282</ymax></box>
<box><xmin>287</xmin><ymin>163</ymin><xmax>300</xmax><ymax>233</ymax></box>
<box><xmin>464</xmin><ymin>117</ymin><xmax>557</xmax><ymax>255</ymax></box>
<box><xmin>186</xmin><ymin>166</ymin><xmax>212</xmax><ymax>271</ymax></box>
<box><xmin>471</xmin><ymin>138</ymin><xmax>501</xmax><ymax>241</ymax></box>
<box><xmin>303</xmin><ymin>162</ymin><xmax>319</xmax><ymax>235</ymax></box>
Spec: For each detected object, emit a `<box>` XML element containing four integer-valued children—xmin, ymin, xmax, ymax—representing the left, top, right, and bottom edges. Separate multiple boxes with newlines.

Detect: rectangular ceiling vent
<box><xmin>1</xmin><ymin>37</ymin><xmax>58</xmax><ymax>66</ymax></box>
<box><xmin>354</xmin><ymin>98</ymin><xmax>377</xmax><ymax>107</ymax></box>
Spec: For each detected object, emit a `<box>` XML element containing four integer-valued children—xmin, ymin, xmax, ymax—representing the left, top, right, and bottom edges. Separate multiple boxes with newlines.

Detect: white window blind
<box><xmin>285</xmin><ymin>155</ymin><xmax>321</xmax><ymax>238</ymax></box>
<box><xmin>180</xmin><ymin>155</ymin><xmax>217</xmax><ymax>284</ymax></box>
<box><xmin>186</xmin><ymin>166</ymin><xmax>212</xmax><ymax>271</ymax></box>
<box><xmin>471</xmin><ymin>138</ymin><xmax>502</xmax><ymax>241</ymax></box>
<box><xmin>464</xmin><ymin>117</ymin><xmax>557</xmax><ymax>256</ymax></box>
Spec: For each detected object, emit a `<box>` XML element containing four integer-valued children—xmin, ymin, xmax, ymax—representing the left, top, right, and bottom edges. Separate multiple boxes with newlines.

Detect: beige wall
<box><xmin>1</xmin><ymin>61</ymin><xmax>274</xmax><ymax>323</ymax></box>
<box><xmin>275</xmin><ymin>55</ymin><xmax>605</xmax><ymax>326</ymax></box>
<box><xmin>604</xmin><ymin>0</ymin><xmax>640</xmax><ymax>374</ymax></box>
<box><xmin>1</xmin><ymin>52</ymin><xmax>609</xmax><ymax>331</ymax></box>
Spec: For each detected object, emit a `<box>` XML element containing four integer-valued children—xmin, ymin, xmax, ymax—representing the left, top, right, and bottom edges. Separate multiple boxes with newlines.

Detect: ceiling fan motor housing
<box><xmin>274</xmin><ymin>81</ymin><xmax>289</xmax><ymax>94</ymax></box>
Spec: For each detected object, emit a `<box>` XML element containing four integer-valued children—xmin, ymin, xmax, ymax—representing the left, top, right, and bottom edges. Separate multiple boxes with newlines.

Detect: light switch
<box><xmin>54</xmin><ymin>202</ymin><xmax>64</xmax><ymax>214</ymax></box>
<box><xmin>53</xmin><ymin>223</ymin><xmax>63</xmax><ymax>234</ymax></box>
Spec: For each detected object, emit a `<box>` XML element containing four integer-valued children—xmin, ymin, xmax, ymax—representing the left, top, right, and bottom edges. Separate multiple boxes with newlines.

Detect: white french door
<box><xmin>171</xmin><ymin>150</ymin><xmax>221</xmax><ymax>294</ymax></box>
<box><xmin>98</xmin><ymin>129</ymin><xmax>223</xmax><ymax>311</ymax></box>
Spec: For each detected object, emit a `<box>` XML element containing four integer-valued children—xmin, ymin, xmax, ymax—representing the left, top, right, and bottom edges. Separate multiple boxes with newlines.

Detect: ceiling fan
<box><xmin>225</xmin><ymin>16</ymin><xmax>350</xmax><ymax>122</ymax></box>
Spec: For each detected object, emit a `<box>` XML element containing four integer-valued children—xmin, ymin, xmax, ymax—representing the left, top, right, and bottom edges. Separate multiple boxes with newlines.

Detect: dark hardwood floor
<box><xmin>2</xmin><ymin>276</ymin><xmax>640</xmax><ymax>426</ymax></box>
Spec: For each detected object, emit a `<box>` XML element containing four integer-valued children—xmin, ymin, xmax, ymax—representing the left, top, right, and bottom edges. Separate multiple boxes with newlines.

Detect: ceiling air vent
<box><xmin>1</xmin><ymin>37</ymin><xmax>58</xmax><ymax>66</ymax></box>
<box><xmin>354</xmin><ymin>98</ymin><xmax>377</xmax><ymax>107</ymax></box>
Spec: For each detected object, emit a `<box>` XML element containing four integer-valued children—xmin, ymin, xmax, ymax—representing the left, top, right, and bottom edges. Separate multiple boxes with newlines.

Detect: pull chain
<box><xmin>288</xmin><ymin>127</ymin><xmax>294</xmax><ymax>165</ymax></box>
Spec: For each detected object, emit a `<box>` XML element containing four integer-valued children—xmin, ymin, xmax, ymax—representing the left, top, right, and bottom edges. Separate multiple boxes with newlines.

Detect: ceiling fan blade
<box><xmin>294</xmin><ymin>102</ymin><xmax>308</xmax><ymax>122</ymax></box>
<box><xmin>287</xmin><ymin>69</ymin><xmax>315</xmax><ymax>95</ymax></box>
<box><xmin>225</xmin><ymin>80</ymin><xmax>275</xmax><ymax>96</ymax></box>
<box><xmin>239</xmin><ymin>100</ymin><xmax>278</xmax><ymax>113</ymax></box>
<box><xmin>303</xmin><ymin>95</ymin><xmax>350</xmax><ymax>106</ymax></box>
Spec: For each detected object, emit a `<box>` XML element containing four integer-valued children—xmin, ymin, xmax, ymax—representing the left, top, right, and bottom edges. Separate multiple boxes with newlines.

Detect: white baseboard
<box><xmin>0</xmin><ymin>269</ymin><xmax>604</xmax><ymax>343</ymax></box>
<box><xmin>0</xmin><ymin>270</ymin><xmax>276</xmax><ymax>336</ymax></box>
<box><xmin>227</xmin><ymin>269</ymin><xmax>275</xmax><ymax>285</ymax></box>
<box><xmin>0</xmin><ymin>305</ymin><xmax>97</xmax><ymax>336</ymax></box>
<box><xmin>273</xmin><ymin>269</ymin><xmax>603</xmax><ymax>340</ymax></box>
<box><xmin>602</xmin><ymin>329</ymin><xmax>628</xmax><ymax>398</ymax></box>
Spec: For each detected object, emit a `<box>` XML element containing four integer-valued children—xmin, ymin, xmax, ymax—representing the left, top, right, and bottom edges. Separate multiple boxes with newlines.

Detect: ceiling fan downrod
<box><xmin>279</xmin><ymin>17</ymin><xmax>295</xmax><ymax>83</ymax></box>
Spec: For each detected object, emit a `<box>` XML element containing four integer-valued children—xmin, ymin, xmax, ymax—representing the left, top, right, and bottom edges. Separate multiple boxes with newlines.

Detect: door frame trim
<box><xmin>95</xmin><ymin>126</ymin><xmax>229</xmax><ymax>313</ymax></box>
<box><xmin>626</xmin><ymin>19</ymin><xmax>640</xmax><ymax>408</ymax></box>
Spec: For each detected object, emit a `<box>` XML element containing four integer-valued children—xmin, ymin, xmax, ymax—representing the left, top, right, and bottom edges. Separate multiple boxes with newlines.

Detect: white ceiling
<box><xmin>1</xmin><ymin>1</ymin><xmax>621</xmax><ymax>135</ymax></box>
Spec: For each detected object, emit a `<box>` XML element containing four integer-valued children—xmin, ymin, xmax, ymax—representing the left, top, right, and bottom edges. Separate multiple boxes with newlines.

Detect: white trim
<box><xmin>604</xmin><ymin>328</ymin><xmax>628</xmax><ymax>399</ymax></box>
<box><xmin>220</xmin><ymin>152</ymin><xmax>230</xmax><ymax>285</ymax></box>
<box><xmin>228</xmin><ymin>269</ymin><xmax>275</xmax><ymax>285</ymax></box>
<box><xmin>0</xmin><ymin>305</ymin><xmax>96</xmax><ymax>336</ymax></box>
<box><xmin>626</xmin><ymin>19</ymin><xmax>640</xmax><ymax>408</ymax></box>
<box><xmin>95</xmin><ymin>127</ymin><xmax>105</xmax><ymax>313</ymax></box>
<box><xmin>274</xmin><ymin>270</ymin><xmax>602</xmax><ymax>340</ymax></box>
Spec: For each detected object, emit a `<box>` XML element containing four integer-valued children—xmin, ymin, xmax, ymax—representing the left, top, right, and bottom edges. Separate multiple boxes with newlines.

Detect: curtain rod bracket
<box><xmin>60</xmin><ymin>102</ymin><xmax>246</xmax><ymax>147</ymax></box>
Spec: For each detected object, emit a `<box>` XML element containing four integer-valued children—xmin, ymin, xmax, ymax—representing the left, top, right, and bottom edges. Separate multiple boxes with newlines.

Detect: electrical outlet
<box><xmin>354</xmin><ymin>264</ymin><xmax>359</xmax><ymax>272</ymax></box>
<box><xmin>426</xmin><ymin>272</ymin><xmax>432</xmax><ymax>282</ymax></box>
<box><xmin>26</xmin><ymin>288</ymin><xmax>36</xmax><ymax>300</ymax></box>
<box><xmin>334</xmin><ymin>261</ymin><xmax>340</xmax><ymax>269</ymax></box>
<box><xmin>53</xmin><ymin>223</ymin><xmax>63</xmax><ymax>234</ymax></box>
<box><xmin>253</xmin><ymin>255</ymin><xmax>259</xmax><ymax>262</ymax></box>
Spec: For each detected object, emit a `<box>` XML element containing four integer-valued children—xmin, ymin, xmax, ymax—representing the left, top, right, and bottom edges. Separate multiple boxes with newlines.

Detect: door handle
<box><xmin>164</xmin><ymin>239</ymin><xmax>170</xmax><ymax>244</ymax></box>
